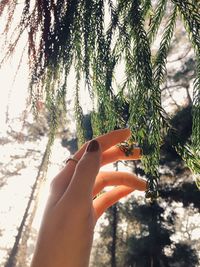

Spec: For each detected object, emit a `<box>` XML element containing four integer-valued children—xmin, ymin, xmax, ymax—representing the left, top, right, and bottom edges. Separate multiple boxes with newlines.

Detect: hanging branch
<box><xmin>153</xmin><ymin>5</ymin><xmax>177</xmax><ymax>87</ymax></box>
<box><xmin>141</xmin><ymin>0</ymin><xmax>153</xmax><ymax>18</ymax></box>
<box><xmin>128</xmin><ymin>0</ymin><xmax>161</xmax><ymax>198</ymax></box>
<box><xmin>0</xmin><ymin>0</ymin><xmax>10</xmax><ymax>16</ymax></box>
<box><xmin>192</xmin><ymin>53</ymin><xmax>200</xmax><ymax>152</ymax></box>
<box><xmin>148</xmin><ymin>0</ymin><xmax>167</xmax><ymax>43</ymax></box>
<box><xmin>90</xmin><ymin>0</ymin><xmax>117</xmax><ymax>134</ymax></box>
<box><xmin>170</xmin><ymin>0</ymin><xmax>200</xmax><ymax>186</ymax></box>
<box><xmin>82</xmin><ymin>0</ymin><xmax>96</xmax><ymax>92</ymax></box>
<box><xmin>153</xmin><ymin>4</ymin><xmax>177</xmax><ymax>129</ymax></box>
<box><xmin>172</xmin><ymin>0</ymin><xmax>200</xmax><ymax>152</ymax></box>
<box><xmin>75</xmin><ymin>71</ymin><xmax>87</xmax><ymax>148</ymax></box>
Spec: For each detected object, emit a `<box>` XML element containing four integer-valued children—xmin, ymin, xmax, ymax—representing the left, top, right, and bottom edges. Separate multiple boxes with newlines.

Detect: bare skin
<box><xmin>30</xmin><ymin>128</ymin><xmax>147</xmax><ymax>267</ymax></box>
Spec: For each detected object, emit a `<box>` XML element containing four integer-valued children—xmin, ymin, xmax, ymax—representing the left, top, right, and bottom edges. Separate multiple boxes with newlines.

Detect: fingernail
<box><xmin>86</xmin><ymin>140</ymin><xmax>99</xmax><ymax>152</ymax></box>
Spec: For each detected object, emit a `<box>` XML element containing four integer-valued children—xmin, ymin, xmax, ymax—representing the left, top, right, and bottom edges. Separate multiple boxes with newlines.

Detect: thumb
<box><xmin>66</xmin><ymin>140</ymin><xmax>102</xmax><ymax>200</ymax></box>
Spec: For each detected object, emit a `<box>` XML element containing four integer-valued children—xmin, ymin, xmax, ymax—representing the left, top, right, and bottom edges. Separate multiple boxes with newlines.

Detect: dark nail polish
<box><xmin>86</xmin><ymin>140</ymin><xmax>99</xmax><ymax>152</ymax></box>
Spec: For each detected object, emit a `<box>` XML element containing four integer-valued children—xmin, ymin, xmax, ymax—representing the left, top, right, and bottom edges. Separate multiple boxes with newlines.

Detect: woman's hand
<box><xmin>30</xmin><ymin>128</ymin><xmax>146</xmax><ymax>267</ymax></box>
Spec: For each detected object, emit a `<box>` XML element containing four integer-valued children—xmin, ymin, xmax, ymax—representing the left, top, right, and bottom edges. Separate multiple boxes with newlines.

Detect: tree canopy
<box><xmin>0</xmin><ymin>0</ymin><xmax>200</xmax><ymax>197</ymax></box>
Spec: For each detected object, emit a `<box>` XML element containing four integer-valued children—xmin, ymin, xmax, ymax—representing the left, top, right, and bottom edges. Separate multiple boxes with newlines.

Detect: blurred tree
<box><xmin>91</xmin><ymin>105</ymin><xmax>199</xmax><ymax>267</ymax></box>
<box><xmin>91</xmin><ymin>184</ymin><xmax>199</xmax><ymax>267</ymax></box>
<box><xmin>169</xmin><ymin>243</ymin><xmax>198</xmax><ymax>267</ymax></box>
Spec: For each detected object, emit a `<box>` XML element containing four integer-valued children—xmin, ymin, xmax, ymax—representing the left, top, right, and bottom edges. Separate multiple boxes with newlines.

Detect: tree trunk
<box><xmin>110</xmin><ymin>162</ymin><xmax>119</xmax><ymax>267</ymax></box>
<box><xmin>110</xmin><ymin>204</ymin><xmax>118</xmax><ymax>267</ymax></box>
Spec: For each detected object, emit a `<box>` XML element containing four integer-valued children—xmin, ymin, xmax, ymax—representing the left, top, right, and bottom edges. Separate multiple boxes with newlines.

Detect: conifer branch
<box><xmin>153</xmin><ymin>5</ymin><xmax>177</xmax><ymax>87</ymax></box>
<box><xmin>147</xmin><ymin>0</ymin><xmax>167</xmax><ymax>43</ymax></box>
<box><xmin>75</xmin><ymin>72</ymin><xmax>86</xmax><ymax>148</ymax></box>
<box><xmin>175</xmin><ymin>143</ymin><xmax>200</xmax><ymax>189</ymax></box>
<box><xmin>125</xmin><ymin>0</ymin><xmax>161</xmax><ymax>198</ymax></box>
<box><xmin>172</xmin><ymin>0</ymin><xmax>200</xmax><ymax>170</ymax></box>
<box><xmin>141</xmin><ymin>0</ymin><xmax>152</xmax><ymax>18</ymax></box>
<box><xmin>172</xmin><ymin>0</ymin><xmax>200</xmax><ymax>51</ymax></box>
<box><xmin>192</xmin><ymin>53</ymin><xmax>200</xmax><ymax>152</ymax></box>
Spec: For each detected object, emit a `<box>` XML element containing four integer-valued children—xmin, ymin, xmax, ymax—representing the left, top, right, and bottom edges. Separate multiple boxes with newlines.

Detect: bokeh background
<box><xmin>0</xmin><ymin>1</ymin><xmax>200</xmax><ymax>267</ymax></box>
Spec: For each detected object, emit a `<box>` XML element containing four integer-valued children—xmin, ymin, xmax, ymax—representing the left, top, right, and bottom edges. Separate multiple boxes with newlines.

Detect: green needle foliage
<box><xmin>172</xmin><ymin>0</ymin><xmax>200</xmax><ymax>155</ymax></box>
<box><xmin>0</xmin><ymin>0</ymin><xmax>200</xmax><ymax>197</ymax></box>
<box><xmin>148</xmin><ymin>0</ymin><xmax>167</xmax><ymax>43</ymax></box>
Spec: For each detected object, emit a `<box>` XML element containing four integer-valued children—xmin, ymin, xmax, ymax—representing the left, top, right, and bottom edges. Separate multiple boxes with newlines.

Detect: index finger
<box><xmin>74</xmin><ymin>128</ymin><xmax>131</xmax><ymax>160</ymax></box>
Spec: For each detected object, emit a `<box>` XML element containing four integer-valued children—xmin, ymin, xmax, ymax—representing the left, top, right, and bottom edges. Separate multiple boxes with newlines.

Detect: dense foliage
<box><xmin>0</xmin><ymin>0</ymin><xmax>200</xmax><ymax>196</ymax></box>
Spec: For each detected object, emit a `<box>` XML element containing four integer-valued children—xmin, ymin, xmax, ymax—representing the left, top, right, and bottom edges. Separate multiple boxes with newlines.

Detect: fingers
<box><xmin>50</xmin><ymin>128</ymin><xmax>131</xmax><ymax>202</ymax></box>
<box><xmin>93</xmin><ymin>171</ymin><xmax>147</xmax><ymax>197</ymax></box>
<box><xmin>93</xmin><ymin>172</ymin><xmax>147</xmax><ymax>221</ymax></box>
<box><xmin>74</xmin><ymin>128</ymin><xmax>131</xmax><ymax>160</ymax></box>
<box><xmin>58</xmin><ymin>140</ymin><xmax>101</xmax><ymax>206</ymax></box>
<box><xmin>93</xmin><ymin>185</ymin><xmax>134</xmax><ymax>221</ymax></box>
<box><xmin>101</xmin><ymin>146</ymin><xmax>141</xmax><ymax>166</ymax></box>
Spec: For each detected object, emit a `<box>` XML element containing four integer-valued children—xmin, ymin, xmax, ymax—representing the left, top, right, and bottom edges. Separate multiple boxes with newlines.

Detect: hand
<box><xmin>30</xmin><ymin>128</ymin><xmax>146</xmax><ymax>267</ymax></box>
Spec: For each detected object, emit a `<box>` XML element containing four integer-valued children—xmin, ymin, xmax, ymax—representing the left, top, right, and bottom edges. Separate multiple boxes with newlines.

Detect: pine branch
<box><xmin>172</xmin><ymin>0</ymin><xmax>200</xmax><ymax>157</ymax></box>
<box><xmin>151</xmin><ymin>5</ymin><xmax>177</xmax><ymax>132</ymax></box>
<box><xmin>125</xmin><ymin>0</ymin><xmax>162</xmax><ymax>198</ymax></box>
<box><xmin>147</xmin><ymin>0</ymin><xmax>167</xmax><ymax>43</ymax></box>
<box><xmin>92</xmin><ymin>57</ymin><xmax>116</xmax><ymax>134</ymax></box>
<box><xmin>91</xmin><ymin>110</ymin><xmax>102</xmax><ymax>137</ymax></box>
<box><xmin>1</xmin><ymin>0</ymin><xmax>17</xmax><ymax>39</ymax></box>
<box><xmin>175</xmin><ymin>143</ymin><xmax>200</xmax><ymax>189</ymax></box>
<box><xmin>82</xmin><ymin>0</ymin><xmax>95</xmax><ymax>93</ymax></box>
<box><xmin>153</xmin><ymin>5</ymin><xmax>177</xmax><ymax>87</ymax></box>
<box><xmin>172</xmin><ymin>0</ymin><xmax>200</xmax><ymax>51</ymax></box>
<box><xmin>141</xmin><ymin>0</ymin><xmax>152</xmax><ymax>18</ymax></box>
<box><xmin>192</xmin><ymin>53</ymin><xmax>200</xmax><ymax>151</ymax></box>
<box><xmin>90</xmin><ymin>0</ymin><xmax>117</xmax><ymax>134</ymax></box>
<box><xmin>75</xmin><ymin>73</ymin><xmax>86</xmax><ymax>148</ymax></box>
<box><xmin>0</xmin><ymin>0</ymin><xmax>10</xmax><ymax>16</ymax></box>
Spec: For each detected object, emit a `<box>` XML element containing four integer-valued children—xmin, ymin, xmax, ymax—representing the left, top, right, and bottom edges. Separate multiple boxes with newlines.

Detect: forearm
<box><xmin>30</xmin><ymin>221</ymin><xmax>94</xmax><ymax>267</ymax></box>
<box><xmin>30</xmin><ymin>240</ymin><xmax>92</xmax><ymax>267</ymax></box>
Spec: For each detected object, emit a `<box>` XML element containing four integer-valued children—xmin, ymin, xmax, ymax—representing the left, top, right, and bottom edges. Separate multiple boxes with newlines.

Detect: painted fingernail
<box><xmin>86</xmin><ymin>140</ymin><xmax>99</xmax><ymax>152</ymax></box>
